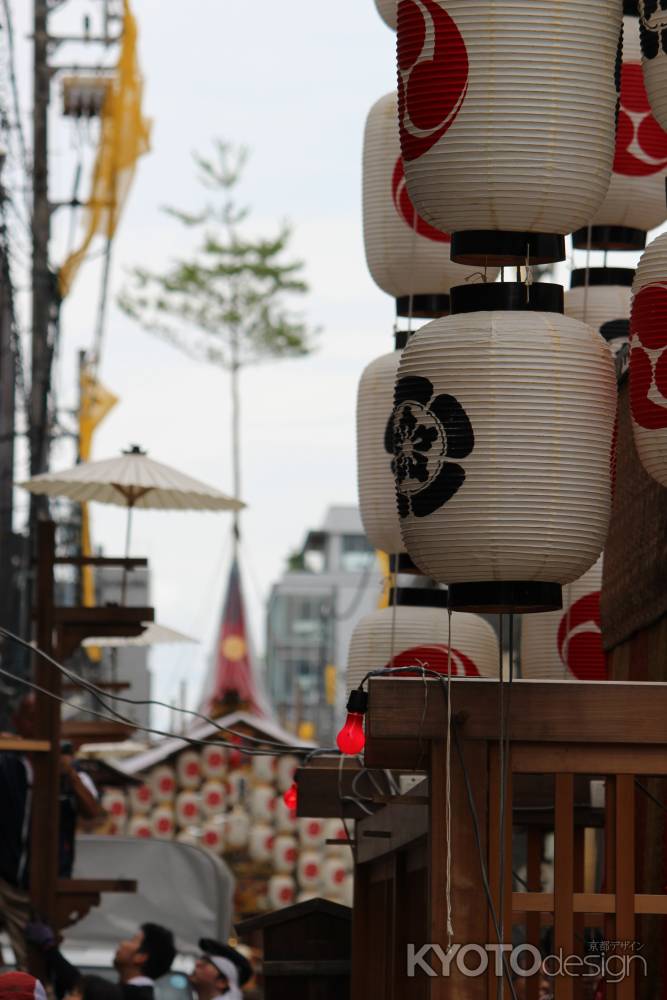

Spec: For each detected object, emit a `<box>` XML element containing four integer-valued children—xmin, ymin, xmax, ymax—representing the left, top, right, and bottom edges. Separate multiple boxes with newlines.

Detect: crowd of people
<box><xmin>0</xmin><ymin>922</ymin><xmax>251</xmax><ymax>1000</ymax></box>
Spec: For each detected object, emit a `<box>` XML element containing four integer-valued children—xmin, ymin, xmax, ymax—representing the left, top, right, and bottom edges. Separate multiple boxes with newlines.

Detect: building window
<box><xmin>340</xmin><ymin>534</ymin><xmax>375</xmax><ymax>573</ymax></box>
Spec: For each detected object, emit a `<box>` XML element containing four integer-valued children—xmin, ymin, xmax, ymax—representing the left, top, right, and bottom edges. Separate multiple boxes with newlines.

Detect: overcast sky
<box><xmin>7</xmin><ymin>0</ymin><xmax>402</xmax><ymax>722</ymax></box>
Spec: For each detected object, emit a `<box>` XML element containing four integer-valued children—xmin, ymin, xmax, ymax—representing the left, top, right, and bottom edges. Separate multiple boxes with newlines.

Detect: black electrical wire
<box><xmin>0</xmin><ymin>626</ymin><xmax>314</xmax><ymax>755</ymax></box>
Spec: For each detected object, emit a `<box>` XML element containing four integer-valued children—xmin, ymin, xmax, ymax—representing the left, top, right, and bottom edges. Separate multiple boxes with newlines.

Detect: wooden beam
<box><xmin>61</xmin><ymin>720</ymin><xmax>135</xmax><ymax>743</ymax></box>
<box><xmin>368</xmin><ymin>678</ymin><xmax>667</xmax><ymax>746</ymax></box>
<box><xmin>511</xmin><ymin>743</ymin><xmax>667</xmax><ymax>775</ymax></box>
<box><xmin>0</xmin><ymin>738</ymin><xmax>50</xmax><ymax>752</ymax></box>
<box><xmin>54</xmin><ymin>556</ymin><xmax>148</xmax><ymax>568</ymax></box>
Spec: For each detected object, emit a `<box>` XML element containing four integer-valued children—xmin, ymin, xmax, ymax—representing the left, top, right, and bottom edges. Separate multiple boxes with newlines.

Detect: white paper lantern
<box><xmin>150</xmin><ymin>806</ymin><xmax>175</xmax><ymax>840</ymax></box>
<box><xmin>363</xmin><ymin>92</ymin><xmax>484</xmax><ymax>312</ymax></box>
<box><xmin>268</xmin><ymin>875</ymin><xmax>296</xmax><ymax>910</ymax></box>
<box><xmin>107</xmin><ymin>816</ymin><xmax>127</xmax><ymax>837</ymax></box>
<box><xmin>273</xmin><ymin>835</ymin><xmax>299</xmax><ymax>874</ymax></box>
<box><xmin>324</xmin><ymin>819</ymin><xmax>350</xmax><ymax>856</ymax></box>
<box><xmin>339</xmin><ymin>874</ymin><xmax>354</xmax><ymax>908</ymax></box>
<box><xmin>101</xmin><ymin>789</ymin><xmax>127</xmax><ymax>821</ymax></box>
<box><xmin>346</xmin><ymin>590</ymin><xmax>499</xmax><ymax>691</ymax></box>
<box><xmin>128</xmin><ymin>783</ymin><xmax>152</xmax><ymax>815</ymax></box>
<box><xmin>128</xmin><ymin>816</ymin><xmax>152</xmax><ymax>839</ymax></box>
<box><xmin>565</xmin><ymin>269</ymin><xmax>633</xmax><ymax>359</ymax></box>
<box><xmin>357</xmin><ymin>344</ymin><xmax>405</xmax><ymax>555</ymax></box>
<box><xmin>176</xmin><ymin>750</ymin><xmax>201</xmax><ymax>790</ymax></box>
<box><xmin>200</xmin><ymin>821</ymin><xmax>225</xmax><ymax>855</ymax></box>
<box><xmin>297</xmin><ymin>852</ymin><xmax>322</xmax><ymax>890</ymax></box>
<box><xmin>224</xmin><ymin>807</ymin><xmax>250</xmax><ymax>850</ymax></box>
<box><xmin>175</xmin><ymin>790</ymin><xmax>200</xmax><ymax>828</ymax></box>
<box><xmin>248</xmin><ymin>823</ymin><xmax>274</xmax><ymax>863</ymax></box>
<box><xmin>321</xmin><ymin>858</ymin><xmax>349</xmax><ymax>895</ymax></box>
<box><xmin>275</xmin><ymin>796</ymin><xmax>298</xmax><ymax>834</ymax></box>
<box><xmin>397</xmin><ymin>0</ymin><xmax>621</xmax><ymax>264</ymax></box>
<box><xmin>639</xmin><ymin>0</ymin><xmax>667</xmax><ymax>131</ymax></box>
<box><xmin>201</xmin><ymin>780</ymin><xmax>226</xmax><ymax>817</ymax></box>
<box><xmin>298</xmin><ymin>817</ymin><xmax>326</xmax><ymax>850</ymax></box>
<box><xmin>200</xmin><ymin>744</ymin><xmax>227</xmax><ymax>780</ymax></box>
<box><xmin>176</xmin><ymin>830</ymin><xmax>200</xmax><ymax>848</ymax></box>
<box><xmin>252</xmin><ymin>755</ymin><xmax>275</xmax><ymax>784</ymax></box>
<box><xmin>393</xmin><ymin>305</ymin><xmax>616</xmax><ymax>609</ymax></box>
<box><xmin>251</xmin><ymin>784</ymin><xmax>277</xmax><ymax>823</ymax></box>
<box><xmin>226</xmin><ymin>769</ymin><xmax>247</xmax><ymax>806</ymax></box>
<box><xmin>276</xmin><ymin>755</ymin><xmax>299</xmax><ymax>794</ymax></box>
<box><xmin>574</xmin><ymin>15</ymin><xmax>667</xmax><ymax>250</ymax></box>
<box><xmin>630</xmin><ymin>232</ymin><xmax>667</xmax><ymax>485</ymax></box>
<box><xmin>151</xmin><ymin>765</ymin><xmax>176</xmax><ymax>802</ymax></box>
<box><xmin>521</xmin><ymin>557</ymin><xmax>607</xmax><ymax>680</ymax></box>
<box><xmin>374</xmin><ymin>0</ymin><xmax>396</xmax><ymax>30</ymax></box>
<box><xmin>297</xmin><ymin>891</ymin><xmax>319</xmax><ymax>904</ymax></box>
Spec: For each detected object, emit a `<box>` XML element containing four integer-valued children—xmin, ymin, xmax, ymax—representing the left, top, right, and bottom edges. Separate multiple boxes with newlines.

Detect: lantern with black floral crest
<box><xmin>390</xmin><ymin>282</ymin><xmax>617</xmax><ymax>613</ymax></box>
<box><xmin>639</xmin><ymin>0</ymin><xmax>667</xmax><ymax>132</ymax></box>
<box><xmin>345</xmin><ymin>587</ymin><xmax>499</xmax><ymax>693</ymax></box>
<box><xmin>565</xmin><ymin>269</ymin><xmax>633</xmax><ymax>359</ymax></box>
<box><xmin>396</xmin><ymin>0</ymin><xmax>621</xmax><ymax>266</ymax></box>
<box><xmin>573</xmin><ymin>6</ymin><xmax>667</xmax><ymax>252</ymax></box>
<box><xmin>363</xmin><ymin>92</ymin><xmax>486</xmax><ymax>320</ymax></box>
<box><xmin>629</xmin><ymin>231</ymin><xmax>667</xmax><ymax>486</ymax></box>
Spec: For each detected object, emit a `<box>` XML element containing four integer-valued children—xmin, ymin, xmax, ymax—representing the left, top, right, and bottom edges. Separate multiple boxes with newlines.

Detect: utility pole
<box><xmin>29</xmin><ymin>0</ymin><xmax>53</xmax><ymax>531</ymax></box>
<box><xmin>0</xmin><ymin>203</ymin><xmax>16</xmax><ymax>622</ymax></box>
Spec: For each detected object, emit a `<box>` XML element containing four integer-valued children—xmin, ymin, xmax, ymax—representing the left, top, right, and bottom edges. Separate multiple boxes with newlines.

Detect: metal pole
<box><xmin>29</xmin><ymin>0</ymin><xmax>52</xmax><ymax>533</ymax></box>
<box><xmin>230</xmin><ymin>330</ymin><xmax>241</xmax><ymax>554</ymax></box>
<box><xmin>0</xmin><ymin>229</ymin><xmax>16</xmax><ymax>617</ymax></box>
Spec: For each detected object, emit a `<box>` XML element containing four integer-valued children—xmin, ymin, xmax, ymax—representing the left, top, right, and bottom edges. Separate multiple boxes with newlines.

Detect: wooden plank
<box><xmin>634</xmin><ymin>894</ymin><xmax>667</xmax><ymax>914</ymax></box>
<box><xmin>511</xmin><ymin>743</ymin><xmax>667</xmax><ymax>775</ymax></box>
<box><xmin>573</xmin><ymin>827</ymin><xmax>586</xmax><ymax>1000</ymax></box>
<box><xmin>61</xmin><ymin>720</ymin><xmax>135</xmax><ymax>742</ymax></box>
<box><xmin>512</xmin><ymin>893</ymin><xmax>624</xmax><ymax>915</ymax></box>
<box><xmin>604</xmin><ymin>777</ymin><xmax>616</xmax><ymax>1000</ymax></box>
<box><xmin>53</xmin><ymin>606</ymin><xmax>154</xmax><ymax>623</ymax></box>
<box><xmin>429</xmin><ymin>741</ymin><xmax>448</xmax><ymax>1000</ymax></box>
<box><xmin>0</xmin><ymin>738</ymin><xmax>50</xmax><ymax>752</ymax></box>
<box><xmin>554</xmin><ymin>774</ymin><xmax>574</xmax><ymax>1000</ymax></box>
<box><xmin>54</xmin><ymin>556</ymin><xmax>148</xmax><ymax>568</ymax></box>
<box><xmin>351</xmin><ymin>861</ymin><xmax>371</xmax><ymax>1000</ymax></box>
<box><xmin>368</xmin><ymin>678</ymin><xmax>667</xmax><ymax>745</ymax></box>
<box><xmin>615</xmin><ymin>775</ymin><xmax>635</xmax><ymax>1000</ymax></box>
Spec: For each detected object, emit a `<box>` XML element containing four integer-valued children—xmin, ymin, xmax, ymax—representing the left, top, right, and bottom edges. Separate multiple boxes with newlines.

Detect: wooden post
<box><xmin>488</xmin><ymin>745</ymin><xmax>513</xmax><ymax>1000</ymax></box>
<box><xmin>431</xmin><ymin>737</ymin><xmax>488</xmax><ymax>1000</ymax></box>
<box><xmin>525</xmin><ymin>829</ymin><xmax>543</xmax><ymax>1000</ymax></box>
<box><xmin>554</xmin><ymin>774</ymin><xmax>574</xmax><ymax>1000</ymax></box>
<box><xmin>30</xmin><ymin>521</ymin><xmax>60</xmax><ymax>924</ymax></box>
<box><xmin>615</xmin><ymin>775</ymin><xmax>635</xmax><ymax>1000</ymax></box>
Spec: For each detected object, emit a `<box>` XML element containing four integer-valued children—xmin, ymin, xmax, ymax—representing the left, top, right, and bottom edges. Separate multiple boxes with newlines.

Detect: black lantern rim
<box><xmin>387</xmin><ymin>587</ymin><xmax>448</xmax><ymax>610</ymax></box>
<box><xmin>623</xmin><ymin>0</ymin><xmax>638</xmax><ymax>14</ymax></box>
<box><xmin>448</xmin><ymin>581</ymin><xmax>563</xmax><ymax>614</ymax></box>
<box><xmin>570</xmin><ymin>267</ymin><xmax>635</xmax><ymax>289</ymax></box>
<box><xmin>600</xmin><ymin>319</ymin><xmax>630</xmax><ymax>342</ymax></box>
<box><xmin>450</xmin><ymin>281</ymin><xmax>563</xmax><ymax>315</ymax></box>
<box><xmin>394</xmin><ymin>330</ymin><xmax>409</xmax><ymax>350</ymax></box>
<box><xmin>451</xmin><ymin>231</ymin><xmax>565</xmax><ymax>267</ymax></box>
<box><xmin>389</xmin><ymin>553</ymin><xmax>423</xmax><ymax>575</ymax></box>
<box><xmin>572</xmin><ymin>226</ymin><xmax>646</xmax><ymax>252</ymax></box>
<box><xmin>396</xmin><ymin>294</ymin><xmax>450</xmax><ymax>319</ymax></box>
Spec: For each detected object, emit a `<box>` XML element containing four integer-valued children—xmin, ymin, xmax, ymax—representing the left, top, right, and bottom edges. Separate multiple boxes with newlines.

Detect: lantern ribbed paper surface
<box><xmin>587</xmin><ymin>16</ymin><xmax>667</xmax><ymax>239</ymax></box>
<box><xmin>630</xmin><ymin>232</ymin><xmax>667</xmax><ymax>486</ymax></box>
<box><xmin>393</xmin><ymin>312</ymin><xmax>616</xmax><ymax>595</ymax></box>
<box><xmin>639</xmin><ymin>1</ymin><xmax>667</xmax><ymax>131</ymax></box>
<box><xmin>565</xmin><ymin>269</ymin><xmax>632</xmax><ymax>358</ymax></box>
<box><xmin>374</xmin><ymin>0</ymin><xmax>396</xmax><ymax>30</ymax></box>
<box><xmin>346</xmin><ymin>603</ymin><xmax>498</xmax><ymax>692</ymax></box>
<box><xmin>363</xmin><ymin>93</ymin><xmax>482</xmax><ymax>310</ymax></box>
<box><xmin>357</xmin><ymin>346</ymin><xmax>404</xmax><ymax>554</ymax></box>
<box><xmin>397</xmin><ymin>0</ymin><xmax>621</xmax><ymax>263</ymax></box>
<box><xmin>521</xmin><ymin>557</ymin><xmax>607</xmax><ymax>680</ymax></box>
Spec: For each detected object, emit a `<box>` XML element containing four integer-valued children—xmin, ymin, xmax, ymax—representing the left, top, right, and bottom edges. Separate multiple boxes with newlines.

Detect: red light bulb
<box><xmin>283</xmin><ymin>782</ymin><xmax>298</xmax><ymax>811</ymax></box>
<box><xmin>336</xmin><ymin>712</ymin><xmax>366</xmax><ymax>755</ymax></box>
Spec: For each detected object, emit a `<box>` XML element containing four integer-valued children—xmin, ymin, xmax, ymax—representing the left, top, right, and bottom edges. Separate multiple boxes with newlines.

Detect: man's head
<box><xmin>113</xmin><ymin>924</ymin><xmax>175</xmax><ymax>983</ymax></box>
<box><xmin>189</xmin><ymin>957</ymin><xmax>240</xmax><ymax>1000</ymax></box>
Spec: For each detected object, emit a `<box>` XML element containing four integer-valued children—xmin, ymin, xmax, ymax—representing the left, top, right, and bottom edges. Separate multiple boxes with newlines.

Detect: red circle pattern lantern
<box><xmin>397</xmin><ymin>0</ymin><xmax>621</xmax><ymax>264</ymax></box>
<box><xmin>630</xmin><ymin>231</ymin><xmax>667</xmax><ymax>486</ymax></box>
<box><xmin>521</xmin><ymin>557</ymin><xmax>608</xmax><ymax>680</ymax></box>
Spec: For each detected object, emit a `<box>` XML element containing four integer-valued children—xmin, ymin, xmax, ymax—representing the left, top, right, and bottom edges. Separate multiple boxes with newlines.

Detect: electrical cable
<box><xmin>0</xmin><ymin>0</ymin><xmax>32</xmax><ymax>222</ymax></box>
<box><xmin>0</xmin><ymin>629</ymin><xmax>321</xmax><ymax>758</ymax></box>
<box><xmin>0</xmin><ymin>624</ymin><xmax>309</xmax><ymax>753</ymax></box>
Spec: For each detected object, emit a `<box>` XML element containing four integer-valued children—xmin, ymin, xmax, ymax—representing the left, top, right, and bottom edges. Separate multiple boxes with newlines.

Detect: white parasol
<box><xmin>82</xmin><ymin>621</ymin><xmax>198</xmax><ymax>648</ymax></box>
<box><xmin>20</xmin><ymin>445</ymin><xmax>245</xmax><ymax>599</ymax></box>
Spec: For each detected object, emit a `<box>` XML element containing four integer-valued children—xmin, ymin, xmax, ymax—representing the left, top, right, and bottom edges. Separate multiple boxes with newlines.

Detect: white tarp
<box><xmin>65</xmin><ymin>836</ymin><xmax>234</xmax><ymax>954</ymax></box>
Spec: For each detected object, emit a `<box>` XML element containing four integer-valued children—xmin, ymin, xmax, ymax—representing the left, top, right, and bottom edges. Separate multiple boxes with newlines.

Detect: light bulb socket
<box><xmin>346</xmin><ymin>689</ymin><xmax>368</xmax><ymax>714</ymax></box>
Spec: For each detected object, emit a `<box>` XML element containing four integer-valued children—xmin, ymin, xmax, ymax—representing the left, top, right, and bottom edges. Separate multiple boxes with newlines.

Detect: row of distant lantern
<box><xmin>345</xmin><ymin>0</ymin><xmax>667</xmax><ymax>706</ymax></box>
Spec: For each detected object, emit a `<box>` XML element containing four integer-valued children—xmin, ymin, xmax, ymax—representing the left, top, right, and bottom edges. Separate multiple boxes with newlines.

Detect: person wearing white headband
<box><xmin>189</xmin><ymin>954</ymin><xmax>242</xmax><ymax>1000</ymax></box>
